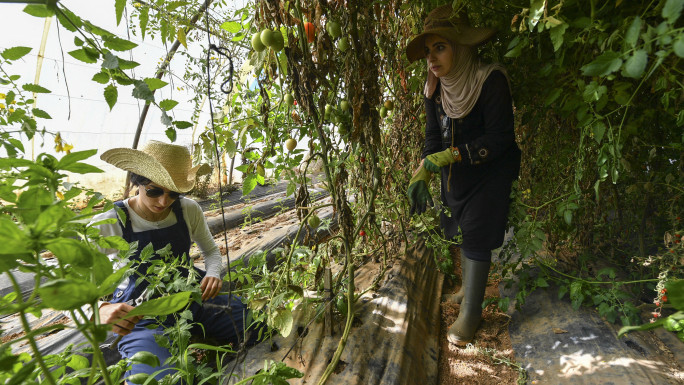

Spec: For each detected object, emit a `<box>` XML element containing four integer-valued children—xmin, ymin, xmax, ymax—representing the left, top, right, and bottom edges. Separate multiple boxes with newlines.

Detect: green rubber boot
<box><xmin>446</xmin><ymin>252</ymin><xmax>467</xmax><ymax>304</ymax></box>
<box><xmin>447</xmin><ymin>258</ymin><xmax>491</xmax><ymax>346</ymax></box>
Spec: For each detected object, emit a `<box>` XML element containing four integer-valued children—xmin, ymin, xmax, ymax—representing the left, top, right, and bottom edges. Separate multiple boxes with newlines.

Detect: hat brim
<box><xmin>101</xmin><ymin>148</ymin><xmax>203</xmax><ymax>193</ymax></box>
<box><xmin>406</xmin><ymin>26</ymin><xmax>496</xmax><ymax>63</ymax></box>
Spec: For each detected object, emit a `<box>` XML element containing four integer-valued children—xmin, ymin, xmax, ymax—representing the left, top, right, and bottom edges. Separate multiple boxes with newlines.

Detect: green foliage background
<box><xmin>0</xmin><ymin>0</ymin><xmax>682</xmax><ymax>383</ymax></box>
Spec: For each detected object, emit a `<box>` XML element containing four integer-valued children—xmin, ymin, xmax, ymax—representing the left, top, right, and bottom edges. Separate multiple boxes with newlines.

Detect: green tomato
<box><xmin>339</xmin><ymin>99</ymin><xmax>350</xmax><ymax>112</ymax></box>
<box><xmin>336</xmin><ymin>295</ymin><xmax>348</xmax><ymax>316</ymax></box>
<box><xmin>271</xmin><ymin>30</ymin><xmax>284</xmax><ymax>51</ymax></box>
<box><xmin>284</xmin><ymin>93</ymin><xmax>294</xmax><ymax>106</ymax></box>
<box><xmin>285</xmin><ymin>138</ymin><xmax>297</xmax><ymax>151</ymax></box>
<box><xmin>379</xmin><ymin>106</ymin><xmax>387</xmax><ymax>118</ymax></box>
<box><xmin>337</xmin><ymin>37</ymin><xmax>349</xmax><ymax>52</ymax></box>
<box><xmin>325</xmin><ymin>104</ymin><xmax>333</xmax><ymax>115</ymax></box>
<box><xmin>326</xmin><ymin>21</ymin><xmax>342</xmax><ymax>39</ymax></box>
<box><xmin>308</xmin><ymin>214</ymin><xmax>321</xmax><ymax>229</ymax></box>
<box><xmin>260</xmin><ymin>29</ymin><xmax>275</xmax><ymax>47</ymax></box>
<box><xmin>251</xmin><ymin>32</ymin><xmax>266</xmax><ymax>52</ymax></box>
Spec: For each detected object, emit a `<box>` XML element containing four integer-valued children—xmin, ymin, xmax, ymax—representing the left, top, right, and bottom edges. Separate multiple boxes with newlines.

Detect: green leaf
<box><xmin>115</xmin><ymin>0</ymin><xmax>126</xmax><ymax>25</ymax></box>
<box><xmin>22</xmin><ymin>83</ymin><xmax>51</xmax><ymax>94</ymax></box>
<box><xmin>91</xmin><ymin>251</ymin><xmax>113</xmax><ymax>285</ymax></box>
<box><xmin>126</xmin><ymin>292</ymin><xmax>192</xmax><ymax>317</ymax></box>
<box><xmin>67</xmin><ymin>355</ymin><xmax>89</xmax><ymax>371</ymax></box>
<box><xmin>32</xmin><ymin>108</ymin><xmax>51</xmax><ymax>119</ymax></box>
<box><xmin>625</xmin><ymin>16</ymin><xmax>641</xmax><ymax>48</ymax></box>
<box><xmin>140</xmin><ymin>6</ymin><xmax>149</xmax><ymax>38</ymax></box>
<box><xmin>0</xmin><ymin>217</ymin><xmax>31</xmax><ymax>259</ymax></box>
<box><xmin>581</xmin><ymin>51</ymin><xmax>623</xmax><ymax>76</ymax></box>
<box><xmin>662</xmin><ymin>0</ymin><xmax>684</xmax><ymax>24</ymax></box>
<box><xmin>224</xmin><ymin>136</ymin><xmax>237</xmax><ymax>157</ymax></box>
<box><xmin>563</xmin><ymin>210</ymin><xmax>573</xmax><ymax>225</ymax></box>
<box><xmin>68</xmin><ymin>48</ymin><xmax>98</xmax><ymax>64</ymax></box>
<box><xmin>98</xmin><ymin>266</ymin><xmax>129</xmax><ymax>297</ymax></box>
<box><xmin>160</xmin><ymin>111</ymin><xmax>172</xmax><ymax>126</ymax></box>
<box><xmin>97</xmin><ymin>236</ymin><xmax>130</xmax><ymax>251</ymax></box>
<box><xmin>117</xmin><ymin>58</ymin><xmax>140</xmax><ymax>70</ymax></box>
<box><xmin>57</xmin><ymin>149</ymin><xmax>98</xmax><ymax>167</ymax></box>
<box><xmin>92</xmin><ymin>71</ymin><xmax>110</xmax><ymax>84</ymax></box>
<box><xmin>17</xmin><ymin>186</ymin><xmax>52</xmax><ymax>210</ymax></box>
<box><xmin>55</xmin><ymin>7</ymin><xmax>83</xmax><ymax>32</ymax></box>
<box><xmin>165</xmin><ymin>127</ymin><xmax>177</xmax><ymax>142</ymax></box>
<box><xmin>623</xmin><ymin>50</ymin><xmax>648</xmax><ymax>78</ymax></box>
<box><xmin>618</xmin><ymin>318</ymin><xmax>665</xmax><ymax>337</ymax></box>
<box><xmin>33</xmin><ymin>205</ymin><xmax>67</xmax><ymax>235</ymax></box>
<box><xmin>59</xmin><ymin>162</ymin><xmax>104</xmax><ymax>174</ymax></box>
<box><xmin>45</xmin><ymin>238</ymin><xmax>93</xmax><ymax>267</ymax></box>
<box><xmin>592</xmin><ymin>121</ymin><xmax>606</xmax><ymax>144</ymax></box>
<box><xmin>23</xmin><ymin>4</ymin><xmax>54</xmax><ymax>17</ymax></box>
<box><xmin>38</xmin><ymin>279</ymin><xmax>99</xmax><ymax>310</ymax></box>
<box><xmin>103</xmin><ymin>35</ymin><xmax>138</xmax><ymax>51</ymax></box>
<box><xmin>144</xmin><ymin>78</ymin><xmax>168</xmax><ymax>91</ymax></box>
<box><xmin>545</xmin><ymin>88</ymin><xmax>562</xmax><ymax>106</ymax></box>
<box><xmin>243</xmin><ymin>173</ymin><xmax>258</xmax><ymax>195</ymax></box>
<box><xmin>177</xmin><ymin>28</ymin><xmax>188</xmax><ymax>49</ymax></box>
<box><xmin>270</xmin><ymin>307</ymin><xmax>293</xmax><ymax>337</ymax></box>
<box><xmin>132</xmin><ymin>80</ymin><xmax>154</xmax><ymax>102</ymax></box>
<box><xmin>1</xmin><ymin>46</ymin><xmax>32</xmax><ymax>61</ymax></box>
<box><xmin>102</xmin><ymin>52</ymin><xmax>119</xmax><ymax>70</ymax></box>
<box><xmin>286</xmin><ymin>181</ymin><xmax>296</xmax><ymax>196</ymax></box>
<box><xmin>549</xmin><ymin>23</ymin><xmax>568</xmax><ymax>52</ymax></box>
<box><xmin>528</xmin><ymin>0</ymin><xmax>545</xmax><ymax>31</ymax></box>
<box><xmin>159</xmin><ymin>99</ymin><xmax>179</xmax><ymax>111</ymax></box>
<box><xmin>173</xmin><ymin>120</ymin><xmax>193</xmax><ymax>129</ymax></box>
<box><xmin>666</xmin><ymin>280</ymin><xmax>684</xmax><ymax>311</ymax></box>
<box><xmin>221</xmin><ymin>21</ymin><xmax>242</xmax><ymax>33</ymax></box>
<box><xmin>672</xmin><ymin>37</ymin><xmax>684</xmax><ymax>58</ymax></box>
<box><xmin>104</xmin><ymin>84</ymin><xmax>118</xmax><ymax>110</ymax></box>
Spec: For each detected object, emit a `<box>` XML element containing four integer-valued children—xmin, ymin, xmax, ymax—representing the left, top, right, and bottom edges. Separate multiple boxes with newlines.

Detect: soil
<box><xmin>438</xmin><ymin>252</ymin><xmax>523</xmax><ymax>385</ymax></box>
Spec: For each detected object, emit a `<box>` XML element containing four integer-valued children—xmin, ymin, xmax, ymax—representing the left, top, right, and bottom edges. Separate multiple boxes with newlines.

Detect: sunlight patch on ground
<box><xmin>558</xmin><ymin>349</ymin><xmax>682</xmax><ymax>379</ymax></box>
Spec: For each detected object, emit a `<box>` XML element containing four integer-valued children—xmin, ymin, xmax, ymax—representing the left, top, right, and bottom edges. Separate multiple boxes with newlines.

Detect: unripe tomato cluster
<box><xmin>251</xmin><ymin>28</ymin><xmax>284</xmax><ymax>52</ymax></box>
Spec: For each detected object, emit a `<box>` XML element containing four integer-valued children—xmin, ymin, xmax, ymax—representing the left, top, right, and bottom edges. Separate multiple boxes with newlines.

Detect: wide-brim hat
<box><xmin>406</xmin><ymin>5</ymin><xmax>496</xmax><ymax>63</ymax></box>
<box><xmin>101</xmin><ymin>140</ymin><xmax>211</xmax><ymax>193</ymax></box>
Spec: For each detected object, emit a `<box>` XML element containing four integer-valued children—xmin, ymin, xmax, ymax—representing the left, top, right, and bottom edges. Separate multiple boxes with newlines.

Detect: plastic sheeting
<box><xmin>502</xmin><ymin>271</ymin><xmax>684</xmax><ymax>384</ymax></box>
<box><xmin>229</xmin><ymin>241</ymin><xmax>444</xmax><ymax>384</ymax></box>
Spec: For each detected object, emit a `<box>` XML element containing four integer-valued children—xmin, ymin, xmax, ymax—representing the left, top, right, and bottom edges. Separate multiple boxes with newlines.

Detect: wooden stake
<box><xmin>324</xmin><ymin>267</ymin><xmax>334</xmax><ymax>336</ymax></box>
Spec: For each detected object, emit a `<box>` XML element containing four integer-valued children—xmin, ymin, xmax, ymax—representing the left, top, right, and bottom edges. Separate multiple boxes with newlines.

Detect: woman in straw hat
<box><xmin>406</xmin><ymin>5</ymin><xmax>521</xmax><ymax>345</ymax></box>
<box><xmin>90</xmin><ymin>140</ymin><xmax>260</xmax><ymax>379</ymax></box>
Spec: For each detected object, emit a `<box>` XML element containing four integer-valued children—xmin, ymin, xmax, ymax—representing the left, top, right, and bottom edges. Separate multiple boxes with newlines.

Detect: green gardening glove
<box><xmin>407</xmin><ymin>165</ymin><xmax>434</xmax><ymax>215</ymax></box>
<box><xmin>424</xmin><ymin>147</ymin><xmax>460</xmax><ymax>173</ymax></box>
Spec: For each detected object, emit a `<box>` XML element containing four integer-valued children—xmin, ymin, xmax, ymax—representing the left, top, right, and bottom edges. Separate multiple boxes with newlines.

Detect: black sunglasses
<box><xmin>143</xmin><ymin>185</ymin><xmax>182</xmax><ymax>200</ymax></box>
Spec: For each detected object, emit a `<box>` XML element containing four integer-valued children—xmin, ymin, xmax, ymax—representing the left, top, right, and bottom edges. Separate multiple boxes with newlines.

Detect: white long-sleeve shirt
<box><xmin>92</xmin><ymin>197</ymin><xmax>223</xmax><ymax>280</ymax></box>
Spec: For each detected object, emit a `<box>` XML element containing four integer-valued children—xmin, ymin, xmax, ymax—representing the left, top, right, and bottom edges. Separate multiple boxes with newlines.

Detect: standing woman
<box><xmin>406</xmin><ymin>5</ymin><xmax>521</xmax><ymax>345</ymax></box>
<box><xmin>92</xmin><ymin>140</ymin><xmax>258</xmax><ymax>379</ymax></box>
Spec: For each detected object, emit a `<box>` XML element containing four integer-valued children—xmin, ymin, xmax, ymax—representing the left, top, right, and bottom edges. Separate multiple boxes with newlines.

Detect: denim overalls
<box><xmin>111</xmin><ymin>200</ymin><xmax>255</xmax><ymax>379</ymax></box>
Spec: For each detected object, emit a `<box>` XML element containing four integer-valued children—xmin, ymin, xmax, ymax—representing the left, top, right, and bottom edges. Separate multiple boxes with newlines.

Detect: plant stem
<box><xmin>7</xmin><ymin>271</ymin><xmax>58</xmax><ymax>385</ymax></box>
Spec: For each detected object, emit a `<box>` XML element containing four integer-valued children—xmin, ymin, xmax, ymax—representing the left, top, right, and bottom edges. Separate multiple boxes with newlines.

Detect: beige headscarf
<box><xmin>424</xmin><ymin>44</ymin><xmax>509</xmax><ymax>119</ymax></box>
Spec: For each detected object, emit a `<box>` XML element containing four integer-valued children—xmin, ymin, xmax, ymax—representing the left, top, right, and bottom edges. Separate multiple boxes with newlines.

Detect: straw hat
<box><xmin>101</xmin><ymin>140</ymin><xmax>211</xmax><ymax>193</ymax></box>
<box><xmin>406</xmin><ymin>5</ymin><xmax>496</xmax><ymax>63</ymax></box>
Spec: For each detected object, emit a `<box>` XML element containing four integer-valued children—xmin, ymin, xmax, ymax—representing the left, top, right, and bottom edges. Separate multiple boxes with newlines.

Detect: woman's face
<box><xmin>424</xmin><ymin>34</ymin><xmax>453</xmax><ymax>78</ymax></box>
<box><xmin>137</xmin><ymin>182</ymin><xmax>178</xmax><ymax>215</ymax></box>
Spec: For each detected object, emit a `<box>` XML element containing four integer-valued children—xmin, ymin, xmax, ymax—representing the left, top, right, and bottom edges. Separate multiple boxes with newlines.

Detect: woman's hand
<box><xmin>200</xmin><ymin>276</ymin><xmax>222</xmax><ymax>301</ymax></box>
<box><xmin>99</xmin><ymin>302</ymin><xmax>142</xmax><ymax>336</ymax></box>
